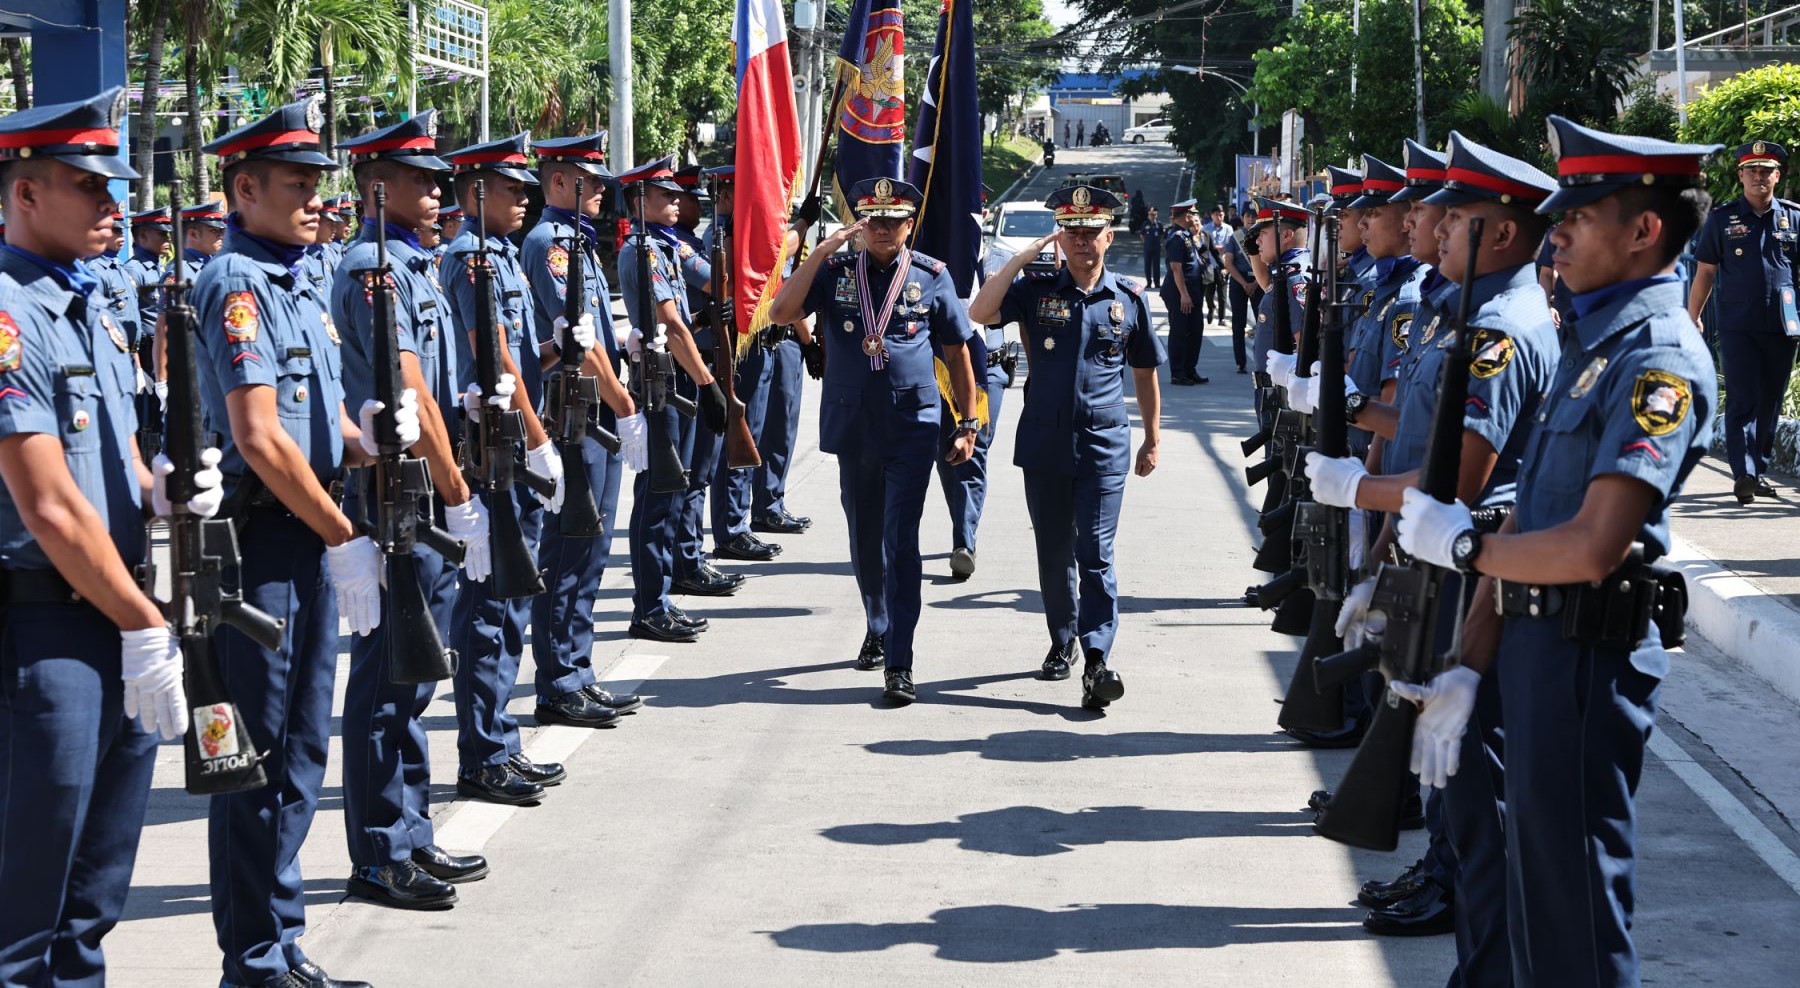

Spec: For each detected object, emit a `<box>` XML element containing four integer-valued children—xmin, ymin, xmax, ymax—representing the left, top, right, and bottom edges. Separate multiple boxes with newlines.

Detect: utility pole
<box><xmin>610</xmin><ymin>0</ymin><xmax>634</xmax><ymax>166</ymax></box>
<box><xmin>1674</xmin><ymin>0</ymin><xmax>1689</xmax><ymax>125</ymax></box>
<box><xmin>1411</xmin><ymin>0</ymin><xmax>1426</xmax><ymax>141</ymax></box>
<box><xmin>1479</xmin><ymin>0</ymin><xmax>1515</xmax><ymax>103</ymax></box>
<box><xmin>1651</xmin><ymin>0</ymin><xmax>1661</xmax><ymax>52</ymax></box>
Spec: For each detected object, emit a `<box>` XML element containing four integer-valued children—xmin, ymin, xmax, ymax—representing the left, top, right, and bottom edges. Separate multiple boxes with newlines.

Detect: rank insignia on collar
<box><xmin>1569</xmin><ymin>356</ymin><xmax>1607</xmax><ymax>399</ymax></box>
<box><xmin>1631</xmin><ymin>369</ymin><xmax>1691</xmax><ymax>437</ymax></box>
<box><xmin>223</xmin><ymin>291</ymin><xmax>260</xmax><ymax>344</ymax></box>
<box><xmin>0</xmin><ymin>313</ymin><xmax>22</xmax><ymax>372</ymax></box>
<box><xmin>321</xmin><ymin>312</ymin><xmax>341</xmax><ymax>345</ymax></box>
<box><xmin>547</xmin><ymin>245</ymin><xmax>569</xmax><ymax>279</ymax></box>
<box><xmin>103</xmin><ymin>314</ymin><xmax>128</xmax><ymax>352</ymax></box>
<box><xmin>1469</xmin><ymin>328</ymin><xmax>1515</xmax><ymax>379</ymax></box>
<box><xmin>1109</xmin><ymin>302</ymin><xmax>1124</xmax><ymax>324</ymax></box>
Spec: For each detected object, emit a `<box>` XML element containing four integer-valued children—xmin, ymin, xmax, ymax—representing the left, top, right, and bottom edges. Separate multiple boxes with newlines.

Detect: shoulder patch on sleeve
<box><xmin>1631</xmin><ymin>369</ymin><xmax>1693</xmax><ymax>437</ymax></box>
<box><xmin>1390</xmin><ymin>310</ymin><xmax>1414</xmax><ymax>351</ymax></box>
<box><xmin>547</xmin><ymin>244</ymin><xmax>569</xmax><ymax>279</ymax></box>
<box><xmin>1469</xmin><ymin>327</ymin><xmax>1515</xmax><ymax>378</ymax></box>
<box><xmin>675</xmin><ymin>241</ymin><xmax>696</xmax><ymax>259</ymax></box>
<box><xmin>0</xmin><ymin>312</ymin><xmax>22</xmax><ymax>372</ymax></box>
<box><xmin>222</xmin><ymin>290</ymin><xmax>261</xmax><ymax>344</ymax></box>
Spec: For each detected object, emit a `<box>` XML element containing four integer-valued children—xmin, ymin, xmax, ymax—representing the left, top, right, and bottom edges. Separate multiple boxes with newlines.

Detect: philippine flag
<box><xmin>733</xmin><ymin>0</ymin><xmax>804</xmax><ymax>338</ymax></box>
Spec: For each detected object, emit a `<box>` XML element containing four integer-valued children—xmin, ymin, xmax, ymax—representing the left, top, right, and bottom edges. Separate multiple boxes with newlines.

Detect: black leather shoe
<box><xmin>584</xmin><ymin>685</ymin><xmax>644</xmax><ymax>713</ymax></box>
<box><xmin>412</xmin><ymin>844</ymin><xmax>489</xmax><ymax>884</ymax></box>
<box><xmin>672</xmin><ymin>568</ymin><xmax>741</xmax><ymax>596</ymax></box>
<box><xmin>629</xmin><ymin>612</ymin><xmax>699</xmax><ymax>643</ymax></box>
<box><xmin>854</xmin><ymin>631</ymin><xmax>885</xmax><ymax>670</ymax></box>
<box><xmin>883</xmin><ymin>669</ymin><xmax>916</xmax><ymax>705</ymax></box>
<box><xmin>668</xmin><ymin>605</ymin><xmax>709</xmax><ymax>632</ymax></box>
<box><xmin>1357</xmin><ymin>857</ymin><xmax>1428</xmax><ymax>909</ymax></box>
<box><xmin>1039</xmin><ymin>640</ymin><xmax>1073</xmax><ymax>681</ymax></box>
<box><xmin>715</xmin><ymin>532</ymin><xmax>781</xmax><ymax>561</ymax></box>
<box><xmin>1735</xmin><ymin>475</ymin><xmax>1758</xmax><ymax>505</ymax></box>
<box><xmin>1363</xmin><ymin>878</ymin><xmax>1455</xmax><ymax>937</ymax></box>
<box><xmin>1755</xmin><ymin>476</ymin><xmax>1780</xmax><ymax>497</ymax></box>
<box><xmin>456</xmin><ymin>763</ymin><xmax>543</xmax><ymax>806</ymax></box>
<box><xmin>1192</xmin><ymin>375</ymin><xmax>1210</xmax><ymax>384</ymax></box>
<box><xmin>346</xmin><ymin>860</ymin><xmax>457</xmax><ymax>910</ymax></box>
<box><xmin>753</xmin><ymin>510</ymin><xmax>811</xmax><ymax>534</ymax></box>
<box><xmin>508</xmin><ymin>752</ymin><xmax>566</xmax><ymax>787</ymax></box>
<box><xmin>292</xmin><ymin>961</ymin><xmax>374</xmax><ymax>988</ymax></box>
<box><xmin>1237</xmin><ymin>366</ymin><xmax>1248</xmax><ymax>374</ymax></box>
<box><xmin>1171</xmin><ymin>375</ymin><xmax>1196</xmax><ymax>386</ymax></box>
<box><xmin>1286</xmin><ymin>722</ymin><xmax>1368</xmax><ymax>748</ymax></box>
<box><xmin>535</xmin><ymin>690</ymin><xmax>621</xmax><ymax>728</ymax></box>
<box><xmin>1307</xmin><ymin>788</ymin><xmax>1424</xmax><ymax>829</ymax></box>
<box><xmin>1081</xmin><ymin>656</ymin><xmax>1124</xmax><ymax>710</ymax></box>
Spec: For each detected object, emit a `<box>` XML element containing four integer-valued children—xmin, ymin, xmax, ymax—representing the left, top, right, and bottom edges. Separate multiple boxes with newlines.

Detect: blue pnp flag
<box><xmin>831</xmin><ymin>0</ymin><xmax>906</xmax><ymax>217</ymax></box>
<box><xmin>907</xmin><ymin>0</ymin><xmax>982</xmax><ymax>299</ymax></box>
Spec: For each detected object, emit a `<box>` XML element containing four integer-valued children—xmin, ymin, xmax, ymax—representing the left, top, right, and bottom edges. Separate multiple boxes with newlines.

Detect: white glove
<box><xmin>1304</xmin><ymin>451</ymin><xmax>1367</xmax><ymax>509</ymax></box>
<box><xmin>151</xmin><ymin>447</ymin><xmax>225</xmax><ymax>519</ymax></box>
<box><xmin>1397</xmin><ymin>488</ymin><xmax>1475</xmax><ymax>570</ymax></box>
<box><xmin>153</xmin><ymin>379</ymin><xmax>168</xmax><ymax>411</ymax></box>
<box><xmin>1335</xmin><ymin>576</ymin><xmax>1379</xmax><ymax>649</ymax></box>
<box><xmin>1267</xmin><ymin>350</ymin><xmax>1296</xmax><ymax>391</ymax></box>
<box><xmin>358</xmin><ymin>389</ymin><xmax>421</xmax><ymax>457</ymax></box>
<box><xmin>617</xmin><ymin>322</ymin><xmax>644</xmax><ymax>356</ymax></box>
<box><xmin>1391</xmin><ymin>665</ymin><xmax>1481</xmax><ymax>789</ymax></box>
<box><xmin>326</xmin><ymin>536</ymin><xmax>383</xmax><ymax>636</ymax></box>
<box><xmin>121</xmin><ymin>626</ymin><xmax>187</xmax><ymax>741</ymax></box>
<box><xmin>617</xmin><ymin>412</ymin><xmax>649</xmax><ymax>471</ymax></box>
<box><xmin>526</xmin><ymin>441</ymin><xmax>565</xmax><ymax>512</ymax></box>
<box><xmin>135</xmin><ymin>366</ymin><xmax>153</xmax><ymax>395</ymax></box>
<box><xmin>443</xmin><ymin>496</ymin><xmax>491</xmax><ymax>583</ymax></box>
<box><xmin>462</xmin><ymin>373</ymin><xmax>516</xmax><ymax>420</ymax></box>
<box><xmin>1289</xmin><ymin>367</ymin><xmax>1318</xmax><ymax>414</ymax></box>
<box><xmin>554</xmin><ymin>312</ymin><xmax>598</xmax><ymax>351</ymax></box>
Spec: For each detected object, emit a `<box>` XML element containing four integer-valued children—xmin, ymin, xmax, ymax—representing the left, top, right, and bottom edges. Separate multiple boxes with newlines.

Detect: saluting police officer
<box><xmin>768</xmin><ymin>177</ymin><xmax>980</xmax><ymax>705</ymax></box>
<box><xmin>1686</xmin><ymin>139</ymin><xmax>1800</xmax><ymax>504</ymax></box>
<box><xmin>330</xmin><ymin>110</ymin><xmax>496</xmax><ymax>909</ymax></box>
<box><xmin>0</xmin><ymin>87</ymin><xmax>195</xmax><ymax>988</ymax></box>
<box><xmin>523</xmin><ymin>132</ymin><xmax>648</xmax><ymax>721</ymax></box>
<box><xmin>968</xmin><ymin>184</ymin><xmax>1164</xmax><ymax>709</ymax></box>
<box><xmin>192</xmin><ymin>95</ymin><xmax>385</xmax><ymax>988</ymax></box>
<box><xmin>1395</xmin><ymin>118</ymin><xmax>1720</xmax><ymax>988</ymax></box>
<box><xmin>617</xmin><ymin>156</ymin><xmax>731</xmax><ymax>644</ymax></box>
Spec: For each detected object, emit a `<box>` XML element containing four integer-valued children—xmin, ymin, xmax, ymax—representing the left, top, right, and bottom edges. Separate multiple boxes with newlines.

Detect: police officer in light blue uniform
<box><xmin>1396</xmin><ymin>118</ymin><xmax>1721</xmax><ymax>988</ymax></box>
<box><xmin>1389</xmin><ymin>140</ymin><xmax>1461</xmax><ymax>397</ymax></box>
<box><xmin>330</xmin><ymin>109</ymin><xmax>497</xmax><ymax>909</ymax></box>
<box><xmin>88</xmin><ymin>207</ymin><xmax>143</xmax><ymax>355</ymax></box>
<box><xmin>969</xmin><ymin>184</ymin><xmax>1164</xmax><ymax>710</ymax></box>
<box><xmin>751</xmin><ymin>245</ymin><xmax>817</xmax><ymax>537</ymax></box>
<box><xmin>1341</xmin><ymin>156</ymin><xmax>1428</xmax><ymax>461</ymax></box>
<box><xmin>171</xmin><ymin>200</ymin><xmax>226</xmax><ymax>281</ymax></box>
<box><xmin>618</xmin><ymin>157</ymin><xmax>733</xmax><ymax>643</ymax></box>
<box><xmin>1687</xmin><ymin>139</ymin><xmax>1800</xmax><ymax>504</ymax></box>
<box><xmin>0</xmin><ymin>86</ymin><xmax>194</xmax><ymax>988</ymax></box>
<box><xmin>1248</xmin><ymin>195</ymin><xmax>1311</xmax><ymax>379</ymax></box>
<box><xmin>768</xmin><ymin>177</ymin><xmax>981</xmax><ymax>704</ymax></box>
<box><xmin>191</xmin><ymin>94</ymin><xmax>384</xmax><ymax>988</ymax></box>
<box><xmin>523</xmin><ymin>131</ymin><xmax>647</xmax><ymax>722</ymax></box>
<box><xmin>937</xmin><ymin>275</ymin><xmax>1007</xmax><ymax>581</ymax></box>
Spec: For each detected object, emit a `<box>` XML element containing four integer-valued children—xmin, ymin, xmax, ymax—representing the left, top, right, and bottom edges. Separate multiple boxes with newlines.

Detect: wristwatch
<box><xmin>1344</xmin><ymin>390</ymin><xmax>1370</xmax><ymax>423</ymax></box>
<box><xmin>1450</xmin><ymin>528</ymin><xmax>1484</xmax><ymax>574</ymax></box>
<box><xmin>955</xmin><ymin>416</ymin><xmax>980</xmax><ymax>436</ymax></box>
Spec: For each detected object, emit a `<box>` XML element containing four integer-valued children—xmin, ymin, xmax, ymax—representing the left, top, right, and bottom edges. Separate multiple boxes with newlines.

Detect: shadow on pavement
<box><xmin>643</xmin><ymin>661</ymin><xmax>1102</xmax><ymax>720</ymax></box>
<box><xmin>123</xmin><ymin>879</ymin><xmax>346</xmax><ymax>921</ymax></box>
<box><xmin>766</xmin><ymin>901</ymin><xmax>1365</xmax><ymax>961</ymax></box>
<box><xmin>821</xmin><ymin>804</ymin><xmax>1309</xmax><ymax>856</ymax></box>
<box><xmin>862</xmin><ymin>728</ymin><xmax>1301</xmax><ymax>762</ymax></box>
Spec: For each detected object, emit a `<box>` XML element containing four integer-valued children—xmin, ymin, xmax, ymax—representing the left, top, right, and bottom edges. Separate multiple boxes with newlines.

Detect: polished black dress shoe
<box><xmin>1358</xmin><ymin>857</ymin><xmax>1428</xmax><ymax>909</ymax></box>
<box><xmin>672</xmin><ymin>568</ymin><xmax>741</xmax><ymax>596</ymax></box>
<box><xmin>667</xmin><ymin>605</ymin><xmax>710</xmax><ymax>632</ymax></box>
<box><xmin>292</xmin><ymin>961</ymin><xmax>374</xmax><ymax>988</ymax></box>
<box><xmin>1039</xmin><ymin>640</ymin><xmax>1073</xmax><ymax>681</ymax></box>
<box><xmin>1236</xmin><ymin>366</ymin><xmax>1248</xmax><ymax>374</ymax></box>
<box><xmin>1170</xmin><ymin>375</ymin><xmax>1196</xmax><ymax>386</ymax></box>
<box><xmin>508</xmin><ymin>752</ymin><xmax>566</xmax><ymax>787</ymax></box>
<box><xmin>715</xmin><ymin>532</ymin><xmax>781</xmax><ymax>560</ymax></box>
<box><xmin>1081</xmin><ymin>659</ymin><xmax>1124</xmax><ymax>710</ymax></box>
<box><xmin>1734</xmin><ymin>475</ymin><xmax>1758</xmax><ymax>505</ymax></box>
<box><xmin>1285</xmin><ymin>721</ymin><xmax>1368</xmax><ymax>749</ymax></box>
<box><xmin>456</xmin><ymin>763</ymin><xmax>543</xmax><ymax>806</ymax></box>
<box><xmin>1192</xmin><ymin>375</ymin><xmax>1210</xmax><ymax>384</ymax></box>
<box><xmin>629</xmin><ymin>611</ymin><xmax>700</xmax><ymax>643</ymax></box>
<box><xmin>412</xmin><ymin>844</ymin><xmax>489</xmax><ymax>884</ymax></box>
<box><xmin>535</xmin><ymin>690</ymin><xmax>621</xmax><ymax>728</ymax></box>
<box><xmin>752</xmin><ymin>510</ymin><xmax>812</xmax><ymax>534</ymax></box>
<box><xmin>1307</xmin><ymin>788</ymin><xmax>1424</xmax><ymax>829</ymax></box>
<box><xmin>1755</xmin><ymin>476</ymin><xmax>1780</xmax><ymax>497</ymax></box>
<box><xmin>584</xmin><ymin>685</ymin><xmax>644</xmax><ymax>713</ymax></box>
<box><xmin>883</xmin><ymin>669</ymin><xmax>916</xmax><ymax>705</ymax></box>
<box><xmin>1363</xmin><ymin>878</ymin><xmax>1455</xmax><ymax>936</ymax></box>
<box><xmin>854</xmin><ymin>631</ymin><xmax>885</xmax><ymax>670</ymax></box>
<box><xmin>347</xmin><ymin>860</ymin><xmax>457</xmax><ymax>910</ymax></box>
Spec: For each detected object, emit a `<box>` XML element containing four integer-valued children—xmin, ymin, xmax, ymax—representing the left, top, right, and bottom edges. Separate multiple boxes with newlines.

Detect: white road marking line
<box><xmin>1649</xmin><ymin>731</ymin><xmax>1800</xmax><ymax>898</ymax></box>
<box><xmin>435</xmin><ymin>652</ymin><xmax>670</xmax><ymax>854</ymax></box>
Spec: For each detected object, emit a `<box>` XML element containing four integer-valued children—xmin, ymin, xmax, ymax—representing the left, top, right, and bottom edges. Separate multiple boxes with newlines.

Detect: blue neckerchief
<box><xmin>2</xmin><ymin>244</ymin><xmax>99</xmax><ymax>295</ymax></box>
<box><xmin>226</xmin><ymin>215</ymin><xmax>307</xmax><ymax>277</ymax></box>
<box><xmin>544</xmin><ymin>206</ymin><xmax>598</xmax><ymax>241</ymax></box>
<box><xmin>1280</xmin><ymin>246</ymin><xmax>1308</xmax><ymax>264</ymax></box>
<box><xmin>1569</xmin><ymin>273</ymin><xmax>1681</xmax><ymax>320</ymax></box>
<box><xmin>1347</xmin><ymin>245</ymin><xmax>1370</xmax><ymax>267</ymax></box>
<box><xmin>184</xmin><ymin>246</ymin><xmax>212</xmax><ymax>267</ymax></box>
<box><xmin>382</xmin><ymin>222</ymin><xmax>423</xmax><ymax>252</ymax></box>
<box><xmin>646</xmin><ymin>221</ymin><xmax>683</xmax><ymax>249</ymax></box>
<box><xmin>1372</xmin><ymin>256</ymin><xmax>1399</xmax><ymax>283</ymax></box>
<box><xmin>1420</xmin><ymin>268</ymin><xmax>1448</xmax><ymax>294</ymax></box>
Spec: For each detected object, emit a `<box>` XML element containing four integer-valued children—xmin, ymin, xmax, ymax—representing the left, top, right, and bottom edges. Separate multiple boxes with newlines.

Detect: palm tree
<box><xmin>133</xmin><ymin>0</ymin><xmax>172</xmax><ymax>206</ymax></box>
<box><xmin>234</xmin><ymin>0</ymin><xmax>414</xmax><ymax>160</ymax></box>
<box><xmin>2</xmin><ymin>38</ymin><xmax>27</xmax><ymax>110</ymax></box>
<box><xmin>1509</xmin><ymin>0</ymin><xmax>1638</xmax><ymax>127</ymax></box>
<box><xmin>176</xmin><ymin>0</ymin><xmax>231</xmax><ymax>199</ymax></box>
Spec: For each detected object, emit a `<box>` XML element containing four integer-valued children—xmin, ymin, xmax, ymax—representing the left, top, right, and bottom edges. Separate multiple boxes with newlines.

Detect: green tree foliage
<box><xmin>1508</xmin><ymin>0</ymin><xmax>1637</xmax><ymax>128</ymax></box>
<box><xmin>1681</xmin><ymin>62</ymin><xmax>1800</xmax><ymax>201</ymax></box>
<box><xmin>1615</xmin><ymin>75</ymin><xmax>1680</xmax><ymax>142</ymax></box>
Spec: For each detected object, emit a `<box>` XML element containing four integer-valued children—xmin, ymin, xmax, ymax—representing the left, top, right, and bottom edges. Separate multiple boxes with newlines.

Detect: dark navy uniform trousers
<box><xmin>533</xmin><ymin>435</ymin><xmax>624</xmax><ymax>700</ymax></box>
<box><xmin>631</xmin><ymin>373</ymin><xmax>699</xmax><ymax>619</ymax></box>
<box><xmin>712</xmin><ymin>342</ymin><xmax>777</xmax><ymax>543</ymax></box>
<box><xmin>453</xmin><ymin>491</ymin><xmax>543</xmax><ymax>770</ymax></box>
<box><xmin>935</xmin><ymin>362</ymin><xmax>1007</xmax><ymax>553</ymax></box>
<box><xmin>752</xmin><ymin>339</ymin><xmax>805</xmax><ymax>523</ymax></box>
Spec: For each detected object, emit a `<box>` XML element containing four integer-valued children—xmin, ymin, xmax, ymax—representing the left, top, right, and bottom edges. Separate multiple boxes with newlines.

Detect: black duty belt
<box><xmin>1496</xmin><ymin>561</ymin><xmax>1687</xmax><ymax>650</ymax></box>
<box><xmin>987</xmin><ymin>350</ymin><xmax>1006</xmax><ymax>367</ymax></box>
<box><xmin>0</xmin><ymin>567</ymin><xmax>85</xmax><ymax>606</ymax></box>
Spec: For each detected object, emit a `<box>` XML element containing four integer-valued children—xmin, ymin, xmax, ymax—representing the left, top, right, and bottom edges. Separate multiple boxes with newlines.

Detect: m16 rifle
<box><xmin>631</xmin><ymin>180</ymin><xmax>698</xmax><ymax>495</ymax></box>
<box><xmin>542</xmin><ymin>176</ymin><xmax>621</xmax><ymax>538</ymax></box>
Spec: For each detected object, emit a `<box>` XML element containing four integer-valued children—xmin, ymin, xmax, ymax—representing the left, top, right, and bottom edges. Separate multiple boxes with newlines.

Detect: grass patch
<box><xmin>982</xmin><ymin>133</ymin><xmax>1044</xmax><ymax>202</ymax></box>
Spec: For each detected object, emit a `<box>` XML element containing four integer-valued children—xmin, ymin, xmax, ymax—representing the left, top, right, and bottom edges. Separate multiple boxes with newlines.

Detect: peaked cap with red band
<box><xmin>340</xmin><ymin>110</ymin><xmax>450</xmax><ymax>172</ymax></box>
<box><xmin>672</xmin><ymin>164</ymin><xmax>710</xmax><ymax>202</ymax></box>
<box><xmin>1326</xmin><ymin>166</ymin><xmax>1364</xmax><ymax>208</ymax></box>
<box><xmin>446</xmin><ymin>131</ymin><xmax>538</xmax><ymax>186</ymax></box>
<box><xmin>180</xmin><ymin>202</ymin><xmax>228</xmax><ymax>229</ymax></box>
<box><xmin>0</xmin><ymin>87</ymin><xmax>138</xmax><ymax>180</ymax></box>
<box><xmin>1424</xmin><ymin>130</ymin><xmax>1557</xmax><ymax>210</ymax></box>
<box><xmin>534</xmin><ymin>132</ymin><xmax>612</xmax><ymax>178</ymax></box>
<box><xmin>617</xmin><ymin>155</ymin><xmax>683</xmax><ymax>193</ymax></box>
<box><xmin>1390</xmin><ymin>139</ymin><xmax>1449</xmax><ymax>204</ymax></box>
<box><xmin>1539</xmin><ymin>115</ymin><xmax>1721</xmax><ymax>213</ymax></box>
<box><xmin>1736</xmin><ymin>140</ymin><xmax>1786</xmax><ymax>169</ymax></box>
<box><xmin>130</xmin><ymin>206</ymin><xmax>172</xmax><ymax>231</ymax></box>
<box><xmin>1348</xmin><ymin>154</ymin><xmax>1406</xmax><ymax>209</ymax></box>
<box><xmin>203</xmin><ymin>96</ymin><xmax>336</xmax><ymax>169</ymax></box>
<box><xmin>1247</xmin><ymin>194</ymin><xmax>1309</xmax><ymax>232</ymax></box>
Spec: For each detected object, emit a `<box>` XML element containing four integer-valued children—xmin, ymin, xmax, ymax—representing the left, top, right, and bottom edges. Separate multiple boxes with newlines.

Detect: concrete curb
<box><xmin>1667</xmin><ymin>534</ymin><xmax>1800</xmax><ymax>706</ymax></box>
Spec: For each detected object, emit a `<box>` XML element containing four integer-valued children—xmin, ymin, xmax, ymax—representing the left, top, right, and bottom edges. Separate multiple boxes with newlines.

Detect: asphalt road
<box><xmin>107</xmin><ymin>144</ymin><xmax>1800</xmax><ymax>986</ymax></box>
